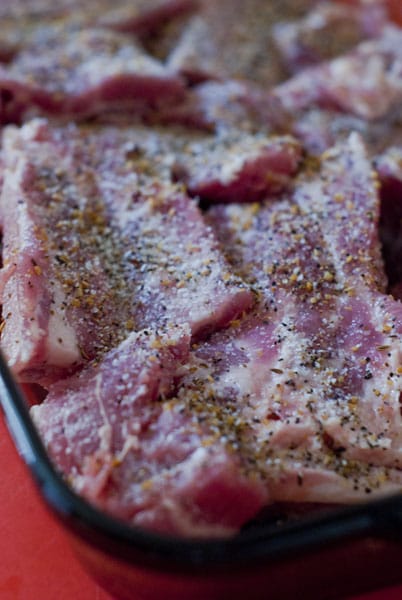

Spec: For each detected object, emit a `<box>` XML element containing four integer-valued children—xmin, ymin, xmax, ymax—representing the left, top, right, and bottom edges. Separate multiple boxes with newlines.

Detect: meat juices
<box><xmin>1</xmin><ymin>0</ymin><xmax>402</xmax><ymax>538</ymax></box>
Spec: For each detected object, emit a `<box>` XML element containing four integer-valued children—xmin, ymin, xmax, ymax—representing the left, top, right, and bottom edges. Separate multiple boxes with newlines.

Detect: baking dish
<box><xmin>1</xmin><ymin>352</ymin><xmax>402</xmax><ymax>600</ymax></box>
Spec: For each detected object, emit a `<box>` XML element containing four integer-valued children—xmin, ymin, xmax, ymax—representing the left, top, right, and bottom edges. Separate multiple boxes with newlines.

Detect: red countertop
<box><xmin>1</xmin><ymin>413</ymin><xmax>402</xmax><ymax>600</ymax></box>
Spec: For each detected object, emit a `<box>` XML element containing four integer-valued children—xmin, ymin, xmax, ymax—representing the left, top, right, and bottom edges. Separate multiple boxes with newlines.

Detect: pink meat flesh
<box><xmin>203</xmin><ymin>134</ymin><xmax>402</xmax><ymax>503</ymax></box>
<box><xmin>0</xmin><ymin>0</ymin><xmax>402</xmax><ymax>539</ymax></box>
<box><xmin>172</xmin><ymin>132</ymin><xmax>302</xmax><ymax>203</ymax></box>
<box><xmin>31</xmin><ymin>326</ymin><xmax>268</xmax><ymax>538</ymax></box>
<box><xmin>0</xmin><ymin>27</ymin><xmax>185</xmax><ymax>123</ymax></box>
<box><xmin>87</xmin><ymin>119</ymin><xmax>302</xmax><ymax>203</ymax></box>
<box><xmin>0</xmin><ymin>119</ymin><xmax>253</xmax><ymax>384</ymax></box>
<box><xmin>267</xmin><ymin>25</ymin><xmax>402</xmax><ymax>297</ymax></box>
<box><xmin>29</xmin><ymin>133</ymin><xmax>402</xmax><ymax>534</ymax></box>
<box><xmin>0</xmin><ymin>0</ymin><xmax>197</xmax><ymax>60</ymax></box>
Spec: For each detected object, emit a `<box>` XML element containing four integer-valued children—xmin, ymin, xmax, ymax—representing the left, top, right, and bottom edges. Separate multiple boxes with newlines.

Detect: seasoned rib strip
<box><xmin>268</xmin><ymin>26</ymin><xmax>402</xmax><ymax>296</ymax></box>
<box><xmin>31</xmin><ymin>326</ymin><xmax>268</xmax><ymax>538</ymax></box>
<box><xmin>267</xmin><ymin>24</ymin><xmax>402</xmax><ymax>162</ymax></box>
<box><xmin>0</xmin><ymin>119</ymin><xmax>252</xmax><ymax>384</ymax></box>
<box><xmin>196</xmin><ymin>134</ymin><xmax>402</xmax><ymax>505</ymax></box>
<box><xmin>0</xmin><ymin>27</ymin><xmax>184</xmax><ymax>123</ymax></box>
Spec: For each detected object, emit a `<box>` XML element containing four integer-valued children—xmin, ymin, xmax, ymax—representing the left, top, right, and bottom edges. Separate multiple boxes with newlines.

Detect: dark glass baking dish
<box><xmin>1</xmin><ymin>351</ymin><xmax>402</xmax><ymax>600</ymax></box>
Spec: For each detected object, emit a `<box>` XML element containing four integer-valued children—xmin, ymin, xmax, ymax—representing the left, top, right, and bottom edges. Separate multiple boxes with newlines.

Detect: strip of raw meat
<box><xmin>167</xmin><ymin>0</ymin><xmax>317</xmax><ymax>85</ymax></box>
<box><xmin>0</xmin><ymin>119</ymin><xmax>252</xmax><ymax>385</ymax></box>
<box><xmin>0</xmin><ymin>27</ymin><xmax>184</xmax><ymax>123</ymax></box>
<box><xmin>31</xmin><ymin>325</ymin><xmax>268</xmax><ymax>538</ymax></box>
<box><xmin>374</xmin><ymin>147</ymin><xmax>402</xmax><ymax>297</ymax></box>
<box><xmin>267</xmin><ymin>21</ymin><xmax>402</xmax><ymax>159</ymax></box>
<box><xmin>176</xmin><ymin>307</ymin><xmax>402</xmax><ymax>505</ymax></box>
<box><xmin>0</xmin><ymin>0</ymin><xmax>197</xmax><ymax>60</ymax></box>
<box><xmin>268</xmin><ymin>101</ymin><xmax>402</xmax><ymax>296</ymax></box>
<box><xmin>267</xmin><ymin>24</ymin><xmax>402</xmax><ymax>157</ymax></box>
<box><xmin>273</xmin><ymin>1</ymin><xmax>386</xmax><ymax>74</ymax></box>
<box><xmin>272</xmin><ymin>26</ymin><xmax>402</xmax><ymax>120</ymax></box>
<box><xmin>269</xmin><ymin>22</ymin><xmax>402</xmax><ymax>300</ymax></box>
<box><xmin>268</xmin><ymin>27</ymin><xmax>402</xmax><ymax>298</ymax></box>
<box><xmin>200</xmin><ymin>134</ymin><xmax>402</xmax><ymax>504</ymax></box>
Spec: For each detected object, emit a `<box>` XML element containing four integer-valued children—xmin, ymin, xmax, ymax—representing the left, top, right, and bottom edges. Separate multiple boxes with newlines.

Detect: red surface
<box><xmin>0</xmin><ymin>413</ymin><xmax>113</xmax><ymax>600</ymax></box>
<box><xmin>1</xmin><ymin>412</ymin><xmax>402</xmax><ymax>600</ymax></box>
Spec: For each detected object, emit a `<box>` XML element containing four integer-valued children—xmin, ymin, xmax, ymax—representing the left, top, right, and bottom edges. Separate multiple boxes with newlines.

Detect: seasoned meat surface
<box><xmin>32</xmin><ymin>325</ymin><xmax>268</xmax><ymax>537</ymax></box>
<box><xmin>204</xmin><ymin>135</ymin><xmax>402</xmax><ymax>501</ymax></box>
<box><xmin>0</xmin><ymin>120</ymin><xmax>258</xmax><ymax>384</ymax></box>
<box><xmin>28</xmin><ymin>134</ymin><xmax>402</xmax><ymax>534</ymax></box>
<box><xmin>0</xmin><ymin>27</ymin><xmax>185</xmax><ymax>123</ymax></box>
<box><xmin>0</xmin><ymin>0</ymin><xmax>402</xmax><ymax>538</ymax></box>
<box><xmin>0</xmin><ymin>0</ymin><xmax>197</xmax><ymax>59</ymax></box>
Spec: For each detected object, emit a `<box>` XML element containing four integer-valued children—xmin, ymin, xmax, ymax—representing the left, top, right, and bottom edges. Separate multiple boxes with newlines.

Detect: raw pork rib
<box><xmin>53</xmin><ymin>118</ymin><xmax>302</xmax><ymax>204</ymax></box>
<box><xmin>0</xmin><ymin>27</ymin><xmax>184</xmax><ymax>123</ymax></box>
<box><xmin>31</xmin><ymin>325</ymin><xmax>267</xmax><ymax>537</ymax></box>
<box><xmin>268</xmin><ymin>25</ymin><xmax>402</xmax><ymax>159</ymax></box>
<box><xmin>154</xmin><ymin>80</ymin><xmax>284</xmax><ymax>134</ymax></box>
<box><xmin>202</xmin><ymin>134</ymin><xmax>402</xmax><ymax>504</ymax></box>
<box><xmin>0</xmin><ymin>120</ymin><xmax>253</xmax><ymax>384</ymax></box>
<box><xmin>29</xmin><ymin>134</ymin><xmax>402</xmax><ymax>535</ymax></box>
<box><xmin>89</xmin><ymin>117</ymin><xmax>302</xmax><ymax>202</ymax></box>
<box><xmin>269</xmin><ymin>25</ymin><xmax>402</xmax><ymax>295</ymax></box>
<box><xmin>170</xmin><ymin>131</ymin><xmax>302</xmax><ymax>203</ymax></box>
